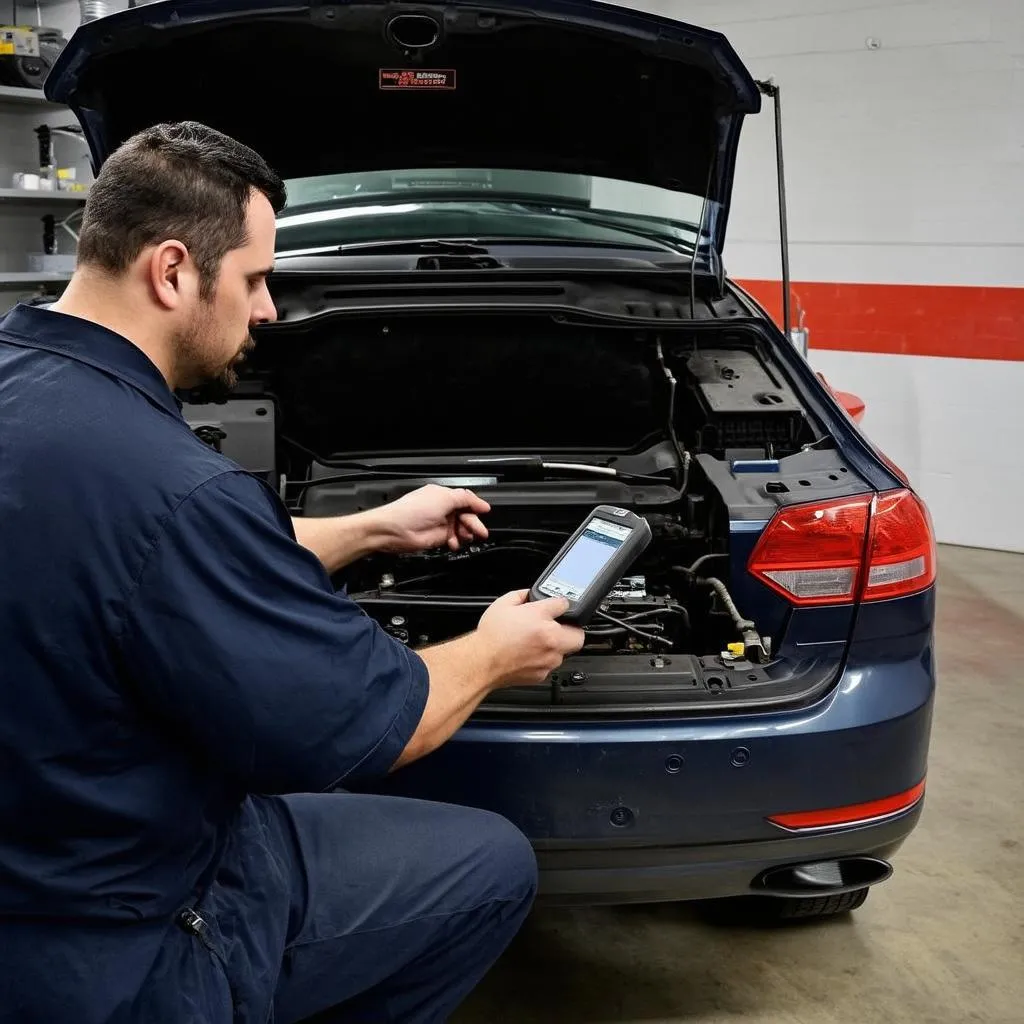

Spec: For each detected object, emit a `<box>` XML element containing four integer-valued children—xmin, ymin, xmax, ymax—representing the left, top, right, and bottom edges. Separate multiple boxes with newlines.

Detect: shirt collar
<box><xmin>0</xmin><ymin>303</ymin><xmax>183</xmax><ymax>418</ymax></box>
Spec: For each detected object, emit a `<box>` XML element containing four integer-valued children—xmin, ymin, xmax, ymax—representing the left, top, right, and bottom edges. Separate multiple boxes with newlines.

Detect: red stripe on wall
<box><xmin>735</xmin><ymin>280</ymin><xmax>1024</xmax><ymax>362</ymax></box>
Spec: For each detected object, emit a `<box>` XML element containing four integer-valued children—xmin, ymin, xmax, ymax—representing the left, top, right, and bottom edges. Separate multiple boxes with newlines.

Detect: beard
<box><xmin>174</xmin><ymin>309</ymin><xmax>255</xmax><ymax>391</ymax></box>
<box><xmin>216</xmin><ymin>332</ymin><xmax>255</xmax><ymax>389</ymax></box>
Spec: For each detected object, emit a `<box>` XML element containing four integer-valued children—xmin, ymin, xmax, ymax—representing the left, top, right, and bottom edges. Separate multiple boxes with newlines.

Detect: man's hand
<box><xmin>395</xmin><ymin>590</ymin><xmax>585</xmax><ymax>768</ymax></box>
<box><xmin>475</xmin><ymin>590</ymin><xmax>586</xmax><ymax>687</ymax></box>
<box><xmin>373</xmin><ymin>484</ymin><xmax>491</xmax><ymax>554</ymax></box>
<box><xmin>292</xmin><ymin>485</ymin><xmax>491</xmax><ymax>574</ymax></box>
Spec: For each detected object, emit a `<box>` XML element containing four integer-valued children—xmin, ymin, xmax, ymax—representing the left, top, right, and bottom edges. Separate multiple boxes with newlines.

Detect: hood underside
<box><xmin>45</xmin><ymin>0</ymin><xmax>760</xmax><ymax>251</ymax></box>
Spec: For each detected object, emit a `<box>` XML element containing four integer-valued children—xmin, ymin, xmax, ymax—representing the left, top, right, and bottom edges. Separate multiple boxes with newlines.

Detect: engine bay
<box><xmin>180</xmin><ymin>313</ymin><xmax>826</xmax><ymax>699</ymax></box>
<box><xmin>338</xmin><ymin>492</ymin><xmax>723</xmax><ymax>657</ymax></box>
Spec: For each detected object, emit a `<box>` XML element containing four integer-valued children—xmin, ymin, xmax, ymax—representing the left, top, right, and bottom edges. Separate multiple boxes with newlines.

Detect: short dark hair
<box><xmin>76</xmin><ymin>121</ymin><xmax>287</xmax><ymax>299</ymax></box>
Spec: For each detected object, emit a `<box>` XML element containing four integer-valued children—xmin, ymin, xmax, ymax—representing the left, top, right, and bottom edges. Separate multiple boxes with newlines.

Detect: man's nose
<box><xmin>253</xmin><ymin>285</ymin><xmax>278</xmax><ymax>325</ymax></box>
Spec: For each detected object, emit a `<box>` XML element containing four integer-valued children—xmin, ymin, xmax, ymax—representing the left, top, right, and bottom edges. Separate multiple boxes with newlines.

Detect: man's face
<box><xmin>174</xmin><ymin>190</ymin><xmax>278</xmax><ymax>389</ymax></box>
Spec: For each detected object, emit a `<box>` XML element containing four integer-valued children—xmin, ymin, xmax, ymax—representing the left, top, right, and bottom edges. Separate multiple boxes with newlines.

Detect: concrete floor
<box><xmin>456</xmin><ymin>545</ymin><xmax>1024</xmax><ymax>1024</ymax></box>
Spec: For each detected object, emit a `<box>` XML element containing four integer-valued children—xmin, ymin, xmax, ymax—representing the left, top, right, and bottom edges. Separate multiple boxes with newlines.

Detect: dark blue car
<box><xmin>49</xmin><ymin>0</ymin><xmax>935</xmax><ymax>922</ymax></box>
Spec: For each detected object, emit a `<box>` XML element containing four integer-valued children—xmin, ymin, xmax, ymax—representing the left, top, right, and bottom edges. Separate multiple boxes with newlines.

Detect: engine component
<box><xmin>686</xmin><ymin>349</ymin><xmax>807</xmax><ymax>455</ymax></box>
<box><xmin>339</xmin><ymin>500</ymin><xmax>727</xmax><ymax>657</ymax></box>
<box><xmin>655</xmin><ymin>337</ymin><xmax>692</xmax><ymax>490</ymax></box>
<box><xmin>181</xmin><ymin>398</ymin><xmax>277</xmax><ymax>482</ymax></box>
<box><xmin>192</xmin><ymin>425</ymin><xmax>227</xmax><ymax>452</ymax></box>
<box><xmin>385</xmin><ymin>614</ymin><xmax>410</xmax><ymax>644</ymax></box>
<box><xmin>674</xmin><ymin>567</ymin><xmax>771</xmax><ymax>665</ymax></box>
<box><xmin>608</xmin><ymin>575</ymin><xmax>647</xmax><ymax>599</ymax></box>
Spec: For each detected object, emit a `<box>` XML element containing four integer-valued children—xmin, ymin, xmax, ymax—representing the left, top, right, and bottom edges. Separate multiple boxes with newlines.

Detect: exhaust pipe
<box><xmin>752</xmin><ymin>857</ymin><xmax>892</xmax><ymax>898</ymax></box>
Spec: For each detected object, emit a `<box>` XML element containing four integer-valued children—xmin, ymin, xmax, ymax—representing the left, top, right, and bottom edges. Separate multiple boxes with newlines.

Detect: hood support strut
<box><xmin>756</xmin><ymin>79</ymin><xmax>796</xmax><ymax>351</ymax></box>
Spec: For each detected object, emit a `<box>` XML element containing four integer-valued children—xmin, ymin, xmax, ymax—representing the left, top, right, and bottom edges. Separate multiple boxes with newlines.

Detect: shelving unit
<box><xmin>0</xmin><ymin>85</ymin><xmax>65</xmax><ymax>110</ymax></box>
<box><xmin>0</xmin><ymin>271</ymin><xmax>73</xmax><ymax>285</ymax></box>
<box><xmin>1</xmin><ymin>82</ymin><xmax>91</xmax><ymax>309</ymax></box>
<box><xmin>0</xmin><ymin>187</ymin><xmax>88</xmax><ymax>209</ymax></box>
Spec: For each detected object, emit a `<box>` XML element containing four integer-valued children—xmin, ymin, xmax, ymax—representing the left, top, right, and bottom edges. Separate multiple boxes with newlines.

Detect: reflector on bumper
<box><xmin>767</xmin><ymin>780</ymin><xmax>926</xmax><ymax>831</ymax></box>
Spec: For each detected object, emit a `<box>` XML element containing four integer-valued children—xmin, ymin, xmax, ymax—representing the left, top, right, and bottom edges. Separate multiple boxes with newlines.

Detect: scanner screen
<box><xmin>538</xmin><ymin>518</ymin><xmax>632</xmax><ymax>601</ymax></box>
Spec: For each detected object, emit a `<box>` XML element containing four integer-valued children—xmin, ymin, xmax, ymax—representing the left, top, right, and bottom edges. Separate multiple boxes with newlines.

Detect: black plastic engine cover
<box><xmin>685</xmin><ymin>349</ymin><xmax>807</xmax><ymax>454</ymax></box>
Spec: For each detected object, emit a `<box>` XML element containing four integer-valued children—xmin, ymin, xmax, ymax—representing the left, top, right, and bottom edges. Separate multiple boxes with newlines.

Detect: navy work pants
<box><xmin>171</xmin><ymin>793</ymin><xmax>537</xmax><ymax>1023</ymax></box>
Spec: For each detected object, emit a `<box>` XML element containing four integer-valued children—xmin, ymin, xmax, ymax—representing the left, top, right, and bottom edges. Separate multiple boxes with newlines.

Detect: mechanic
<box><xmin>0</xmin><ymin>122</ymin><xmax>584</xmax><ymax>1024</ymax></box>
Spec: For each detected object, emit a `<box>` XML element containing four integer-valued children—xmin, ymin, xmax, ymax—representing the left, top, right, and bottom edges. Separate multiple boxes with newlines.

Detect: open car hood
<box><xmin>45</xmin><ymin>0</ymin><xmax>760</xmax><ymax>253</ymax></box>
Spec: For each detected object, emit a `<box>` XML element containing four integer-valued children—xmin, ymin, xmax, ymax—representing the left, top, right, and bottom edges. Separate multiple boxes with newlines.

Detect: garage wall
<box><xmin>627</xmin><ymin>0</ymin><xmax>1024</xmax><ymax>552</ymax></box>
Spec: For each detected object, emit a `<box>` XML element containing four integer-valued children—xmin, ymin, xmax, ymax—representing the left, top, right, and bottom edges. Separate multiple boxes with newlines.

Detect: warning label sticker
<box><xmin>379</xmin><ymin>69</ymin><xmax>456</xmax><ymax>90</ymax></box>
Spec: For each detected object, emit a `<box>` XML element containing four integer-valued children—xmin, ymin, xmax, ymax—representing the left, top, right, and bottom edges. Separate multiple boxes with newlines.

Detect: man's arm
<box><xmin>393</xmin><ymin>591</ymin><xmax>583</xmax><ymax>769</ymax></box>
<box><xmin>292</xmin><ymin>484</ymin><xmax>491</xmax><ymax>574</ymax></box>
<box><xmin>290</xmin><ymin>511</ymin><xmax>389</xmax><ymax>575</ymax></box>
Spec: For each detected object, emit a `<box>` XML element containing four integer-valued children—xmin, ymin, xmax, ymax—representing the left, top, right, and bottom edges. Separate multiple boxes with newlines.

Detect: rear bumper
<box><xmin>375</xmin><ymin>631</ymin><xmax>935</xmax><ymax>904</ymax></box>
<box><xmin>533</xmin><ymin>802</ymin><xmax>922</xmax><ymax>905</ymax></box>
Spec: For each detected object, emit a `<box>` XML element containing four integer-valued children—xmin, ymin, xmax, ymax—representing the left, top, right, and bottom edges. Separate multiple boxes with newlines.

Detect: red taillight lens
<box><xmin>748</xmin><ymin>495</ymin><xmax>871</xmax><ymax>605</ymax></box>
<box><xmin>861</xmin><ymin>489</ymin><xmax>936</xmax><ymax>601</ymax></box>
<box><xmin>749</xmin><ymin>489</ymin><xmax>935</xmax><ymax>606</ymax></box>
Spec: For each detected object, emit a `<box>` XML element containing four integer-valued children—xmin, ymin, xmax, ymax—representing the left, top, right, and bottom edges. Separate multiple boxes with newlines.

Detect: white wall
<box><xmin>622</xmin><ymin>0</ymin><xmax>1024</xmax><ymax>552</ymax></box>
<box><xmin>637</xmin><ymin>0</ymin><xmax>1024</xmax><ymax>285</ymax></box>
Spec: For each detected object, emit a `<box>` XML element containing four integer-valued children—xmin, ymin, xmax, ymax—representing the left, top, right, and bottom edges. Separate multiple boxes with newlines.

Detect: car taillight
<box><xmin>861</xmin><ymin>489</ymin><xmax>936</xmax><ymax>602</ymax></box>
<box><xmin>748</xmin><ymin>489</ymin><xmax>935</xmax><ymax>606</ymax></box>
<box><xmin>748</xmin><ymin>495</ymin><xmax>871</xmax><ymax>605</ymax></box>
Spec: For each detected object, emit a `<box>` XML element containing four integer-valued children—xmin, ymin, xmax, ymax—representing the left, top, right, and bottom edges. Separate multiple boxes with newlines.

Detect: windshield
<box><xmin>275</xmin><ymin>168</ymin><xmax>719</xmax><ymax>259</ymax></box>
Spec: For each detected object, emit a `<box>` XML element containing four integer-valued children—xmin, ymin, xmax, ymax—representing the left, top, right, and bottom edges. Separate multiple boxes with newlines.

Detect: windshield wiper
<box><xmin>282</xmin><ymin>455</ymin><xmax>676</xmax><ymax>500</ymax></box>
<box><xmin>496</xmin><ymin>201</ymin><xmax>702</xmax><ymax>252</ymax></box>
<box><xmin>532</xmin><ymin>211</ymin><xmax>697</xmax><ymax>254</ymax></box>
<box><xmin>301</xmin><ymin>238</ymin><xmax>508</xmax><ymax>270</ymax></box>
<box><xmin>329</xmin><ymin>239</ymin><xmax>493</xmax><ymax>256</ymax></box>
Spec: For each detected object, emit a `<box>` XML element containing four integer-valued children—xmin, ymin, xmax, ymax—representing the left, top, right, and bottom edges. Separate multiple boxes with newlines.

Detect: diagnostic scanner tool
<box><xmin>529</xmin><ymin>506</ymin><xmax>652</xmax><ymax>625</ymax></box>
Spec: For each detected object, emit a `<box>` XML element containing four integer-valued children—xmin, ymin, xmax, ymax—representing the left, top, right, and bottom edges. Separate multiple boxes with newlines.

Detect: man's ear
<box><xmin>148</xmin><ymin>240</ymin><xmax>192</xmax><ymax>310</ymax></box>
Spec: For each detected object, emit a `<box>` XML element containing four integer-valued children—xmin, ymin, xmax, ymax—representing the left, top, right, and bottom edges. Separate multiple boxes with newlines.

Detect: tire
<box><xmin>701</xmin><ymin>886</ymin><xmax>870</xmax><ymax>926</ymax></box>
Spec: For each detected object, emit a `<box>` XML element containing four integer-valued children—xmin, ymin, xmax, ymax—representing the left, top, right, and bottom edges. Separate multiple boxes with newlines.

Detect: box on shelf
<box><xmin>11</xmin><ymin>169</ymin><xmax>85</xmax><ymax>192</ymax></box>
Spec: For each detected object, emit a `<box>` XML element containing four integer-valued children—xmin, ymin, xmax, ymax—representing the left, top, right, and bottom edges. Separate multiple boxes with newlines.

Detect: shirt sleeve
<box><xmin>117</xmin><ymin>470</ymin><xmax>428</xmax><ymax>793</ymax></box>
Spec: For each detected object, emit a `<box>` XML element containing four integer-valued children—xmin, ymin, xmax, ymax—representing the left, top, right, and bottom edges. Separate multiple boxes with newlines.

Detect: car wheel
<box><xmin>702</xmin><ymin>886</ymin><xmax>870</xmax><ymax>926</ymax></box>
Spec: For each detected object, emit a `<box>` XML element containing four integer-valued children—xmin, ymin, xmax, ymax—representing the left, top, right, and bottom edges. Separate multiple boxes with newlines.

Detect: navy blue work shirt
<box><xmin>0</xmin><ymin>303</ymin><xmax>429</xmax><ymax>1021</ymax></box>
